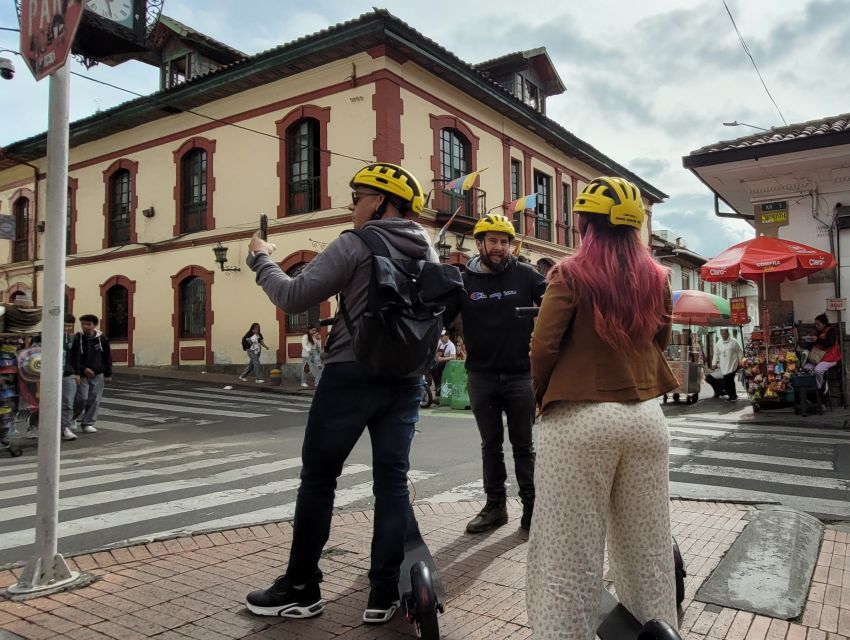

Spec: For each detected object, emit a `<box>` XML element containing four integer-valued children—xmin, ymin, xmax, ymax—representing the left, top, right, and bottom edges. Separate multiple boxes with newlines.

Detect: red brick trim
<box><xmin>448</xmin><ymin>252</ymin><xmax>468</xmax><ymax>267</ymax></box>
<box><xmin>6</xmin><ymin>282</ymin><xmax>29</xmax><ymax>302</ymax></box>
<box><xmin>501</xmin><ymin>140</ymin><xmax>512</xmax><ymax>214</ymax></box>
<box><xmin>99</xmin><ymin>274</ymin><xmax>137</xmax><ymax>367</ymax></box>
<box><xmin>170</xmin><ymin>265</ymin><xmax>215</xmax><ymax>366</ymax></box>
<box><xmin>172</xmin><ymin>137</ymin><xmax>217</xmax><ymax>235</ymax></box>
<box><xmin>429</xmin><ymin>115</ymin><xmax>480</xmax><ymax>183</ymax></box>
<box><xmin>180</xmin><ymin>346</ymin><xmax>205</xmax><ymax>361</ymax></box>
<box><xmin>0</xmin><ymin>175</ymin><xmax>37</xmax><ymax>192</ymax></box>
<box><xmin>372</xmin><ymin>78</ymin><xmax>404</xmax><ymax>164</ymax></box>
<box><xmin>68</xmin><ymin>177</ymin><xmax>78</xmax><ymax>254</ymax></box>
<box><xmin>101</xmin><ymin>159</ymin><xmax>139</xmax><ymax>249</ymax></box>
<box><xmin>366</xmin><ymin>44</ymin><xmax>410</xmax><ymax>65</ymax></box>
<box><xmin>555</xmin><ymin>168</ymin><xmax>565</xmax><ymax>245</ymax></box>
<box><xmin>275</xmin><ymin>250</ymin><xmax>320</xmax><ymax>363</ymax></box>
<box><xmin>572</xmin><ymin>176</ymin><xmax>580</xmax><ymax>248</ymax></box>
<box><xmin>10</xmin><ymin>188</ymin><xmax>35</xmax><ymax>264</ymax></box>
<box><xmin>275</xmin><ymin>106</ymin><xmax>331</xmax><ymax>218</ymax></box>
<box><xmin>522</xmin><ymin>152</ymin><xmax>534</xmax><ymax>235</ymax></box>
<box><xmin>287</xmin><ymin>343</ymin><xmax>302</xmax><ymax>359</ymax></box>
<box><xmin>65</xmin><ymin>285</ymin><xmax>75</xmax><ymax>314</ymax></box>
<box><xmin>111</xmin><ymin>348</ymin><xmax>128</xmax><ymax>362</ymax></box>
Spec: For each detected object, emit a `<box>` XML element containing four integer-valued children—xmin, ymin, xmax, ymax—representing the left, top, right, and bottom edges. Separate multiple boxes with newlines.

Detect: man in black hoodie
<box><xmin>443</xmin><ymin>213</ymin><xmax>546</xmax><ymax>534</ymax></box>
<box><xmin>73</xmin><ymin>314</ymin><xmax>112</xmax><ymax>434</ymax></box>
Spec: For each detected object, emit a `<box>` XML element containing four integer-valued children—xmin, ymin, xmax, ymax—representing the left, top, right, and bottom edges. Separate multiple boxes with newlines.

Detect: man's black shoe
<box><xmin>245</xmin><ymin>576</ymin><xmax>324</xmax><ymax>618</ymax></box>
<box><xmin>520</xmin><ymin>501</ymin><xmax>534</xmax><ymax>531</ymax></box>
<box><xmin>363</xmin><ymin>583</ymin><xmax>400</xmax><ymax>623</ymax></box>
<box><xmin>466</xmin><ymin>501</ymin><xmax>508</xmax><ymax>534</ymax></box>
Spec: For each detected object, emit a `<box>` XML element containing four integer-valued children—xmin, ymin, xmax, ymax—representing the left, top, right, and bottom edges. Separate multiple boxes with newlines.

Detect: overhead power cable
<box><xmin>721</xmin><ymin>0</ymin><xmax>787</xmax><ymax>126</ymax></box>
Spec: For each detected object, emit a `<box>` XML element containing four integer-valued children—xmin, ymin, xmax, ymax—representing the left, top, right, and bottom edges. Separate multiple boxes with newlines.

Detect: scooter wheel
<box><xmin>672</xmin><ymin>393</ymin><xmax>680</xmax><ymax>403</ymax></box>
<box><xmin>410</xmin><ymin>561</ymin><xmax>440</xmax><ymax>640</ymax></box>
<box><xmin>637</xmin><ymin>618</ymin><xmax>682</xmax><ymax>640</ymax></box>
<box><xmin>420</xmin><ymin>385</ymin><xmax>433</xmax><ymax>409</ymax></box>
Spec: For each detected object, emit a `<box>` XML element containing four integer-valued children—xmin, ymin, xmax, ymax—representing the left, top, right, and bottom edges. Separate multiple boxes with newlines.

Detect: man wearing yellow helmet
<box><xmin>244</xmin><ymin>162</ymin><xmax>438</xmax><ymax>625</ymax></box>
<box><xmin>443</xmin><ymin>213</ymin><xmax>546</xmax><ymax>533</ymax></box>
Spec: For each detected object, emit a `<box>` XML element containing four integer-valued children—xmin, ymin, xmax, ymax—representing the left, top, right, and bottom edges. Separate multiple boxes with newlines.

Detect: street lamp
<box><xmin>212</xmin><ymin>243</ymin><xmax>241</xmax><ymax>272</ymax></box>
<box><xmin>435</xmin><ymin>240</ymin><xmax>452</xmax><ymax>262</ymax></box>
<box><xmin>722</xmin><ymin>121</ymin><xmax>770</xmax><ymax>132</ymax></box>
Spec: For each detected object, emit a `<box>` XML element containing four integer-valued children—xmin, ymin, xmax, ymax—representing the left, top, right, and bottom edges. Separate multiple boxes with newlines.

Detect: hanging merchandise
<box><xmin>739</xmin><ymin>324</ymin><xmax>800</xmax><ymax>412</ymax></box>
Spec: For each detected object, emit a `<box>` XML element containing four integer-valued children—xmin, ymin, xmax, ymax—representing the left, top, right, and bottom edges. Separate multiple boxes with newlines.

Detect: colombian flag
<box><xmin>445</xmin><ymin>171</ymin><xmax>480</xmax><ymax>192</ymax></box>
<box><xmin>510</xmin><ymin>193</ymin><xmax>537</xmax><ymax>213</ymax></box>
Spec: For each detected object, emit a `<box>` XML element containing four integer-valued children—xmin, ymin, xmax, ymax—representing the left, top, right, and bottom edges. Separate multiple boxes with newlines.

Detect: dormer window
<box><xmin>163</xmin><ymin>53</ymin><xmax>193</xmax><ymax>89</ymax></box>
<box><xmin>512</xmin><ymin>75</ymin><xmax>540</xmax><ymax>112</ymax></box>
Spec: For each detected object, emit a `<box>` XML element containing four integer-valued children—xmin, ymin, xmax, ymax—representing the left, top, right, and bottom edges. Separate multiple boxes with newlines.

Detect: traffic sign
<box><xmin>20</xmin><ymin>0</ymin><xmax>85</xmax><ymax>81</ymax></box>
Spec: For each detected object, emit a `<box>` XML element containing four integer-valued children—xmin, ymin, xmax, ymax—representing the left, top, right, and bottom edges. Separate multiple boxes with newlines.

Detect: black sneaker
<box><xmin>245</xmin><ymin>576</ymin><xmax>324</xmax><ymax>618</ymax></box>
<box><xmin>362</xmin><ymin>584</ymin><xmax>400</xmax><ymax>624</ymax></box>
<box><xmin>465</xmin><ymin>501</ymin><xmax>508</xmax><ymax>534</ymax></box>
<box><xmin>520</xmin><ymin>501</ymin><xmax>534</xmax><ymax>531</ymax></box>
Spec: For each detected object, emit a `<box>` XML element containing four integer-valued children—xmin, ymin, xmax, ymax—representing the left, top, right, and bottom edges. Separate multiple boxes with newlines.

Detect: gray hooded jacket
<box><xmin>247</xmin><ymin>218</ymin><xmax>439</xmax><ymax>365</ymax></box>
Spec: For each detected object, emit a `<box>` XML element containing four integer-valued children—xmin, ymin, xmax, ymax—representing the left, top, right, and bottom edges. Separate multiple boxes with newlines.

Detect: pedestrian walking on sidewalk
<box><xmin>528</xmin><ymin>177</ymin><xmax>679</xmax><ymax>639</ymax></box>
<box><xmin>61</xmin><ymin>313</ymin><xmax>80</xmax><ymax>442</ymax></box>
<box><xmin>239</xmin><ymin>323</ymin><xmax>269</xmax><ymax>383</ymax></box>
<box><xmin>707</xmin><ymin>328</ymin><xmax>743</xmax><ymax>401</ymax></box>
<box><xmin>73</xmin><ymin>314</ymin><xmax>112</xmax><ymax>434</ymax></box>
<box><xmin>243</xmin><ymin>162</ymin><xmax>437</xmax><ymax>625</ymax></box>
<box><xmin>442</xmin><ymin>213</ymin><xmax>546</xmax><ymax>534</ymax></box>
<box><xmin>300</xmin><ymin>325</ymin><xmax>322</xmax><ymax>388</ymax></box>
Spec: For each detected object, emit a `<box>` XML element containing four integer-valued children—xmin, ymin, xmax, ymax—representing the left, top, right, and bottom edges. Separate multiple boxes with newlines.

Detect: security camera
<box><xmin>0</xmin><ymin>58</ymin><xmax>14</xmax><ymax>80</ymax></box>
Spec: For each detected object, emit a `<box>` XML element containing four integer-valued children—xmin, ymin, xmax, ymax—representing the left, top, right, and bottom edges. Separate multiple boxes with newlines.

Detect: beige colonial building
<box><xmin>0</xmin><ymin>10</ymin><xmax>666</xmax><ymax>375</ymax></box>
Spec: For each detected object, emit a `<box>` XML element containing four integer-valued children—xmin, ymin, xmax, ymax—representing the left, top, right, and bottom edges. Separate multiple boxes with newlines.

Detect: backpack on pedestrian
<box><xmin>338</xmin><ymin>228</ymin><xmax>464</xmax><ymax>377</ymax></box>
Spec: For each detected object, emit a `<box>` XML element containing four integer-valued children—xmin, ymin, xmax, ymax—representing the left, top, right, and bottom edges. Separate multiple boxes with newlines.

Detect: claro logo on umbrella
<box><xmin>808</xmin><ymin>257</ymin><xmax>827</xmax><ymax>266</ymax></box>
<box><xmin>709</xmin><ymin>268</ymin><xmax>727</xmax><ymax>276</ymax></box>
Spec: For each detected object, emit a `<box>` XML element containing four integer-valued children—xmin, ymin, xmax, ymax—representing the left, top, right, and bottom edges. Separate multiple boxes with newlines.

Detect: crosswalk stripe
<box><xmin>94</xmin><ymin>420</ymin><xmax>162</xmax><ymax>434</ymax></box>
<box><xmin>672</xmin><ymin>464</ymin><xmax>848</xmax><ymax>491</ymax></box>
<box><xmin>694</xmin><ymin>450</ymin><xmax>834</xmax><ymax>470</ymax></box>
<box><xmin>668</xmin><ymin>426</ymin><xmax>735</xmax><ymax>436</ymax></box>
<box><xmin>727</xmin><ymin>433</ymin><xmax>848</xmax><ymax>445</ymax></box>
<box><xmin>0</xmin><ymin>467</ymin><xmax>372</xmax><ymax>552</ymax></box>
<box><xmin>98</xmin><ymin>397</ymin><xmax>268</xmax><ymax>418</ymax></box>
<box><xmin>669</xmin><ymin>447</ymin><xmax>692</xmax><ymax>457</ymax></box>
<box><xmin>98</xmin><ymin>408</ymin><xmax>176</xmax><ymax>422</ymax></box>
<box><xmin>191</xmin><ymin>387</ymin><xmax>313</xmax><ymax>405</ymax></box>
<box><xmin>672</xmin><ymin>419</ymin><xmax>849</xmax><ymax>437</ymax></box>
<box><xmin>669</xmin><ymin>482</ymin><xmax>850</xmax><ymax>518</ymax></box>
<box><xmin>107</xmin><ymin>392</ymin><xmax>267</xmax><ymax>410</ymax></box>
<box><xmin>3</xmin><ymin>444</ymin><xmax>189</xmax><ymax>471</ymax></box>
<box><xmin>5</xmin><ymin>452</ymin><xmax>274</xmax><ymax>495</ymax></box>
<box><xmin>154</xmin><ymin>389</ymin><xmax>311</xmax><ymax>408</ymax></box>
<box><xmin>0</xmin><ymin>461</ymin><xmax>366</xmax><ymax>524</ymax></box>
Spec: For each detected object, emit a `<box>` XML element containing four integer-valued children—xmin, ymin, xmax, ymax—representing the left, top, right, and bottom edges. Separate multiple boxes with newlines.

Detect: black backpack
<box><xmin>337</xmin><ymin>228</ymin><xmax>463</xmax><ymax>377</ymax></box>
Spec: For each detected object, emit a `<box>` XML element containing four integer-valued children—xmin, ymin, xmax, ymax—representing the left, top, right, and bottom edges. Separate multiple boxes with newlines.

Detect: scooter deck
<box><xmin>399</xmin><ymin>505</ymin><xmax>445</xmax><ymax>601</ymax></box>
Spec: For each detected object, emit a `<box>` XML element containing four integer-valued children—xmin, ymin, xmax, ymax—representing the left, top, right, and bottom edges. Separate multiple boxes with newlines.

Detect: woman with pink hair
<box><xmin>527</xmin><ymin>177</ymin><xmax>679</xmax><ymax>639</ymax></box>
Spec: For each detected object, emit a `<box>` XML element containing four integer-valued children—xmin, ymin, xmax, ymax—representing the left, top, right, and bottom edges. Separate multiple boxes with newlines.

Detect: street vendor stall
<box><xmin>663</xmin><ymin>290</ymin><xmax>731</xmax><ymax>405</ymax></box>
<box><xmin>701</xmin><ymin>235</ymin><xmax>836</xmax><ymax>413</ymax></box>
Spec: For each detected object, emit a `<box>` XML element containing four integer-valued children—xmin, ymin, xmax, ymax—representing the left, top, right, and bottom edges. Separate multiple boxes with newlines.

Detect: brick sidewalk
<box><xmin>1</xmin><ymin>500</ymin><xmax>847</xmax><ymax>639</ymax></box>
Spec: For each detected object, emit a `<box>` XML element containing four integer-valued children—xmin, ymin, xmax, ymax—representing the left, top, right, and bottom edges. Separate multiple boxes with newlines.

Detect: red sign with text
<box><xmin>730</xmin><ymin>296</ymin><xmax>749</xmax><ymax>325</ymax></box>
<box><xmin>20</xmin><ymin>0</ymin><xmax>85</xmax><ymax>81</ymax></box>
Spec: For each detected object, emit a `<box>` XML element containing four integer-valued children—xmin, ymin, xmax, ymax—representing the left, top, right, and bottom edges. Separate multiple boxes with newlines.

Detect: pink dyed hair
<box><xmin>548</xmin><ymin>216</ymin><xmax>670</xmax><ymax>351</ymax></box>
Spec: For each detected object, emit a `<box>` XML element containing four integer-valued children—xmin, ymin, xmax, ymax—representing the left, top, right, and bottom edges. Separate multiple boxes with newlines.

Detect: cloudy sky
<box><xmin>2</xmin><ymin>0</ymin><xmax>848</xmax><ymax>257</ymax></box>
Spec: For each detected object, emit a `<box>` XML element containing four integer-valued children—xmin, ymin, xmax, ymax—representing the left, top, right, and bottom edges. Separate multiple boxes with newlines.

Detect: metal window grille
<box><xmin>562</xmin><ymin>182</ymin><xmax>571</xmax><ymax>247</ymax></box>
<box><xmin>179</xmin><ymin>276</ymin><xmax>206</xmax><ymax>338</ymax></box>
<box><xmin>66</xmin><ymin>188</ymin><xmax>72</xmax><ymax>255</ymax></box>
<box><xmin>109</xmin><ymin>169</ymin><xmax>131</xmax><ymax>246</ymax></box>
<box><xmin>287</xmin><ymin>119</ymin><xmax>321</xmax><ymax>215</ymax></box>
<box><xmin>106</xmin><ymin>285</ymin><xmax>129</xmax><ymax>340</ymax></box>
<box><xmin>439</xmin><ymin>128</ymin><xmax>475</xmax><ymax>216</ymax></box>
<box><xmin>682</xmin><ymin>271</ymin><xmax>690</xmax><ymax>290</ymax></box>
<box><xmin>534</xmin><ymin>171</ymin><xmax>551</xmax><ymax>242</ymax></box>
<box><xmin>285</xmin><ymin>264</ymin><xmax>320</xmax><ymax>331</ymax></box>
<box><xmin>181</xmin><ymin>149</ymin><xmax>207</xmax><ymax>232</ymax></box>
<box><xmin>12</xmin><ymin>197</ymin><xmax>29</xmax><ymax>262</ymax></box>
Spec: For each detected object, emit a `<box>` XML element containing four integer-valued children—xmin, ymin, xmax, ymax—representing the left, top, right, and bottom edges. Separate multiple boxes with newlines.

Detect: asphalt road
<box><xmin>0</xmin><ymin>376</ymin><xmax>848</xmax><ymax>568</ymax></box>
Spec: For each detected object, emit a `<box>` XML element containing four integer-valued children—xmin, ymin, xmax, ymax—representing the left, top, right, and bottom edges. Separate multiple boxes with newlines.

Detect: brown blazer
<box><xmin>530</xmin><ymin>277</ymin><xmax>677</xmax><ymax>411</ymax></box>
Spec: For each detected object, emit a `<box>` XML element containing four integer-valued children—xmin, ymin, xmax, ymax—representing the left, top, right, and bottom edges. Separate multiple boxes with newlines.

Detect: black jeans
<box><xmin>285</xmin><ymin>362</ymin><xmax>422</xmax><ymax>589</ymax></box>
<box><xmin>466</xmin><ymin>370</ymin><xmax>536</xmax><ymax>504</ymax></box>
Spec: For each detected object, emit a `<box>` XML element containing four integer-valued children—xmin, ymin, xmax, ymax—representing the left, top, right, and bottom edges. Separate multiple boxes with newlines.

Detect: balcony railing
<box><xmin>430</xmin><ymin>180</ymin><xmax>486</xmax><ymax>219</ymax></box>
<box><xmin>289</xmin><ymin>176</ymin><xmax>321</xmax><ymax>215</ymax></box>
<box><xmin>535</xmin><ymin>217</ymin><xmax>552</xmax><ymax>242</ymax></box>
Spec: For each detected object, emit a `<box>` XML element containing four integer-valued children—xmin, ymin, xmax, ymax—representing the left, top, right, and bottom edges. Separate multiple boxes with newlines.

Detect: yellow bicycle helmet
<box><xmin>473</xmin><ymin>213</ymin><xmax>516</xmax><ymax>239</ymax></box>
<box><xmin>350</xmin><ymin>162</ymin><xmax>425</xmax><ymax>215</ymax></box>
<box><xmin>573</xmin><ymin>177</ymin><xmax>645</xmax><ymax>230</ymax></box>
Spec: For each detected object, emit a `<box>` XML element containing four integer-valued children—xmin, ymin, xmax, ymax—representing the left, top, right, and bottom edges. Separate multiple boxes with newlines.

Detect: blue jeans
<box><xmin>285</xmin><ymin>361</ymin><xmax>422</xmax><ymax>589</ymax></box>
<box><xmin>241</xmin><ymin>350</ymin><xmax>264</xmax><ymax>380</ymax></box>
<box><xmin>467</xmin><ymin>370</ymin><xmax>536</xmax><ymax>504</ymax></box>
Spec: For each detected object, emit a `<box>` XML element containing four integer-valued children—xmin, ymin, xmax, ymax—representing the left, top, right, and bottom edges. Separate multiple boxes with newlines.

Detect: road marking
<box><xmin>727</xmin><ymin>433</ymin><xmax>850</xmax><ymax>445</ymax></box>
<box><xmin>672</xmin><ymin>464</ymin><xmax>849</xmax><ymax>491</ymax></box>
<box><xmin>425</xmin><ymin>481</ymin><xmax>485</xmax><ymax>503</ymax></box>
<box><xmin>669</xmin><ymin>447</ymin><xmax>692</xmax><ymax>457</ymax></box>
<box><xmin>4</xmin><ymin>452</ymin><xmax>274</xmax><ymax>496</ymax></box>
<box><xmin>694</xmin><ymin>450</ymin><xmax>834</xmax><ymax>470</ymax></box>
<box><xmin>669</xmin><ymin>482</ymin><xmax>850</xmax><ymax>518</ymax></box>
<box><xmin>94</xmin><ymin>420</ymin><xmax>163</xmax><ymax>434</ymax></box>
<box><xmin>672</xmin><ymin>419</ymin><xmax>850</xmax><ymax>437</ymax></box>
<box><xmin>667</xmin><ymin>426</ymin><xmax>735</xmax><ymax>436</ymax></box>
<box><xmin>3</xmin><ymin>444</ymin><xmax>189</xmax><ymax>471</ymax></box>
<box><xmin>97</xmin><ymin>408</ymin><xmax>176</xmax><ymax>423</ymax></box>
<box><xmin>107</xmin><ymin>392</ymin><xmax>268</xmax><ymax>410</ymax></box>
<box><xmin>191</xmin><ymin>387</ymin><xmax>314</xmax><ymax>405</ymax></box>
<box><xmin>154</xmin><ymin>388</ymin><xmax>311</xmax><ymax>408</ymax></box>
<box><xmin>98</xmin><ymin>397</ymin><xmax>268</xmax><ymax>418</ymax></box>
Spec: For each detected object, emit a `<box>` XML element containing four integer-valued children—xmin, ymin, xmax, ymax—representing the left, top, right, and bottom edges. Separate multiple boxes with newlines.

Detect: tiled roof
<box><xmin>158</xmin><ymin>15</ymin><xmax>246</xmax><ymax>60</ymax></box>
<box><xmin>692</xmin><ymin>113</ymin><xmax>850</xmax><ymax>155</ymax></box>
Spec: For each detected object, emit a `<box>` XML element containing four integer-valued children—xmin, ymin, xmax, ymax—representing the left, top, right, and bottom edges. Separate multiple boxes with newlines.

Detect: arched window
<box><xmin>181</xmin><ymin>148</ymin><xmax>208</xmax><ymax>232</ymax></box>
<box><xmin>108</xmin><ymin>169</ymin><xmax>131</xmax><ymax>246</ymax></box>
<box><xmin>286</xmin><ymin>119</ymin><xmax>320</xmax><ymax>214</ymax></box>
<box><xmin>285</xmin><ymin>264</ymin><xmax>320</xmax><ymax>331</ymax></box>
<box><xmin>439</xmin><ymin>128</ymin><xmax>469</xmax><ymax>181</ymax></box>
<box><xmin>12</xmin><ymin>197</ymin><xmax>29</xmax><ymax>262</ymax></box>
<box><xmin>179</xmin><ymin>276</ymin><xmax>206</xmax><ymax>338</ymax></box>
<box><xmin>106</xmin><ymin>285</ymin><xmax>129</xmax><ymax>340</ymax></box>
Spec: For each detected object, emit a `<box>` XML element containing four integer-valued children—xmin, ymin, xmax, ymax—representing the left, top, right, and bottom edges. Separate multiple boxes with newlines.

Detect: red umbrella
<box><xmin>701</xmin><ymin>236</ymin><xmax>835</xmax><ymax>283</ymax></box>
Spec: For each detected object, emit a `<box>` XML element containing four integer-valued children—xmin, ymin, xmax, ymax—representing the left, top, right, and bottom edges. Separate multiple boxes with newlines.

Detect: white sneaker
<box><xmin>301</xmin><ymin>383</ymin><xmax>309</xmax><ymax>388</ymax></box>
<box><xmin>238</xmin><ymin>376</ymin><xmax>247</xmax><ymax>381</ymax></box>
<box><xmin>62</xmin><ymin>427</ymin><xmax>77</xmax><ymax>441</ymax></box>
<box><xmin>256</xmin><ymin>379</ymin><xmax>265</xmax><ymax>384</ymax></box>
<box><xmin>82</xmin><ymin>425</ymin><xmax>97</xmax><ymax>433</ymax></box>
